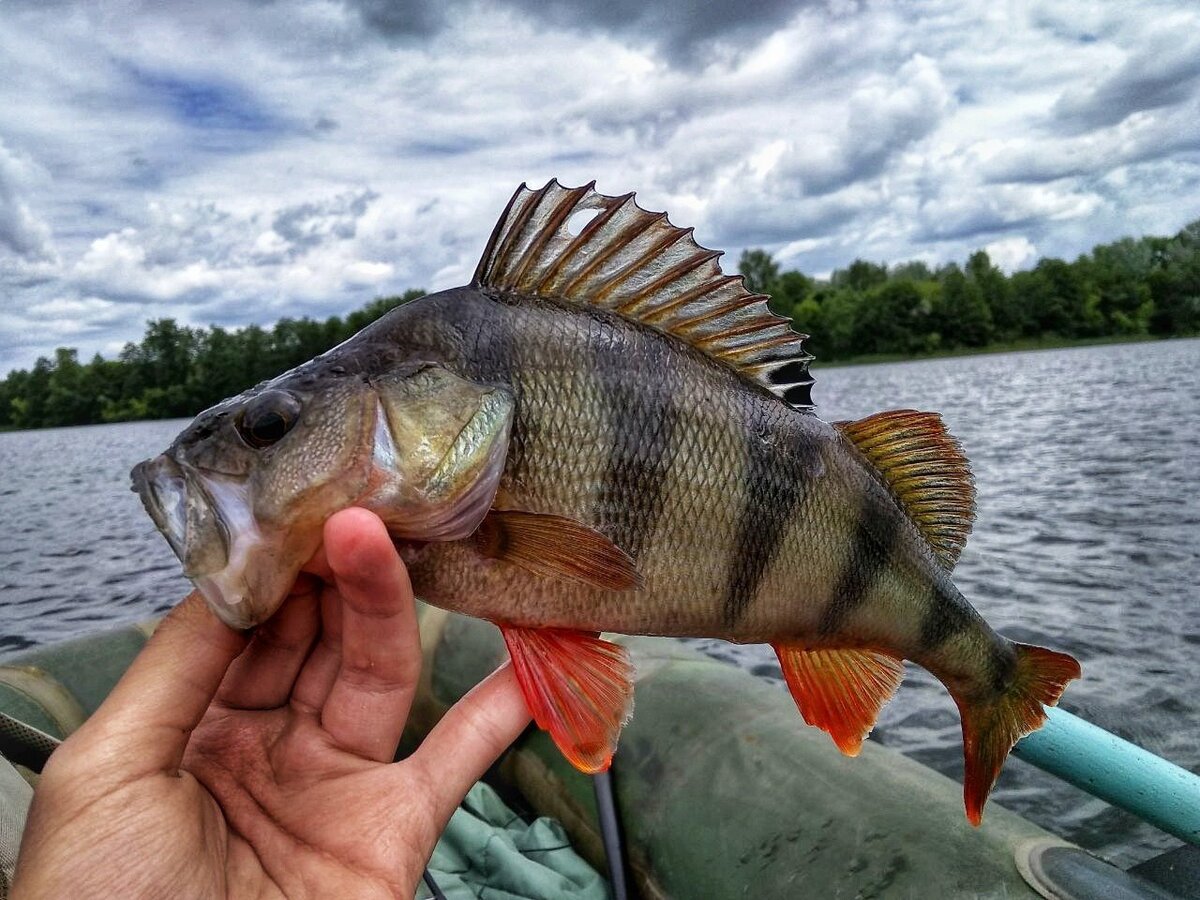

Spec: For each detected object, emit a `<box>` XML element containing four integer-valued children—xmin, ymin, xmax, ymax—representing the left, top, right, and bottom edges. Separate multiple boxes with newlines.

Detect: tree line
<box><xmin>740</xmin><ymin>218</ymin><xmax>1199</xmax><ymax>362</ymax></box>
<box><xmin>0</xmin><ymin>290</ymin><xmax>425</xmax><ymax>430</ymax></box>
<box><xmin>2</xmin><ymin>219</ymin><xmax>1199</xmax><ymax>431</ymax></box>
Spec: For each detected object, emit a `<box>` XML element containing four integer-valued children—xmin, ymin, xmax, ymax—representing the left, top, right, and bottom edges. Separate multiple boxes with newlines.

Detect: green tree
<box><xmin>890</xmin><ymin>260</ymin><xmax>933</xmax><ymax>282</ymax></box>
<box><xmin>1086</xmin><ymin>239</ymin><xmax>1155</xmax><ymax>334</ymax></box>
<box><xmin>12</xmin><ymin>357</ymin><xmax>52</xmax><ymax>429</ymax></box>
<box><xmin>965</xmin><ymin>251</ymin><xmax>1022</xmax><ymax>339</ymax></box>
<box><xmin>935</xmin><ymin>267</ymin><xmax>993</xmax><ymax>348</ymax></box>
<box><xmin>1148</xmin><ymin>221</ymin><xmax>1200</xmax><ymax>335</ymax></box>
<box><xmin>45</xmin><ymin>348</ymin><xmax>95</xmax><ymax>426</ymax></box>
<box><xmin>852</xmin><ymin>280</ymin><xmax>929</xmax><ymax>355</ymax></box>
<box><xmin>833</xmin><ymin>259</ymin><xmax>888</xmax><ymax>292</ymax></box>
<box><xmin>737</xmin><ymin>249</ymin><xmax>780</xmax><ymax>296</ymax></box>
<box><xmin>769</xmin><ymin>270</ymin><xmax>812</xmax><ymax>318</ymax></box>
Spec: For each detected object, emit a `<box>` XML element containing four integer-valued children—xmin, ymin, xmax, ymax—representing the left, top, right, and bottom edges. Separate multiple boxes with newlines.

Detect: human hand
<box><xmin>12</xmin><ymin>507</ymin><xmax>531</xmax><ymax>898</ymax></box>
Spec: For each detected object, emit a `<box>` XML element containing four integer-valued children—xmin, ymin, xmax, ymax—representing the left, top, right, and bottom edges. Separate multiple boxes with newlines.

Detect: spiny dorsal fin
<box><xmin>835</xmin><ymin>410</ymin><xmax>975</xmax><ymax>569</ymax></box>
<box><xmin>474</xmin><ymin>179</ymin><xmax>814</xmax><ymax>409</ymax></box>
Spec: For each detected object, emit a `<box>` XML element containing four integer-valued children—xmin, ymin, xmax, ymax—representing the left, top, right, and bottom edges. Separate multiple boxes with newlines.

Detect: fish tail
<box><xmin>953</xmin><ymin>641</ymin><xmax>1081</xmax><ymax>825</ymax></box>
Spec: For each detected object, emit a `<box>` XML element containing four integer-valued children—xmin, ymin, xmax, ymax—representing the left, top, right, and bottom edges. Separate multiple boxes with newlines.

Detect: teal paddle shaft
<box><xmin>1013</xmin><ymin>706</ymin><xmax>1200</xmax><ymax>846</ymax></box>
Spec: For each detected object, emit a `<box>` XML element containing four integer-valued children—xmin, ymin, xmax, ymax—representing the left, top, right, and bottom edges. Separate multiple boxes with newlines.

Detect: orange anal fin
<box><xmin>500</xmin><ymin>625</ymin><xmax>634</xmax><ymax>773</ymax></box>
<box><xmin>956</xmin><ymin>642</ymin><xmax>1081</xmax><ymax>825</ymax></box>
<box><xmin>477</xmin><ymin>510</ymin><xmax>642</xmax><ymax>592</ymax></box>
<box><xmin>773</xmin><ymin>644</ymin><xmax>905</xmax><ymax>756</ymax></box>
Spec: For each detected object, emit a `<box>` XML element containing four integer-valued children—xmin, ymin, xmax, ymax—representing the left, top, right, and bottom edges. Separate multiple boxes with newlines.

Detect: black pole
<box><xmin>422</xmin><ymin>868</ymin><xmax>448</xmax><ymax>900</ymax></box>
<box><xmin>593</xmin><ymin>770</ymin><xmax>630</xmax><ymax>900</ymax></box>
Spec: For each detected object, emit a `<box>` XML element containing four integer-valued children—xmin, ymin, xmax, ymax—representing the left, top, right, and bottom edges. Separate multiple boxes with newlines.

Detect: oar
<box><xmin>1014</xmin><ymin>706</ymin><xmax>1200</xmax><ymax>846</ymax></box>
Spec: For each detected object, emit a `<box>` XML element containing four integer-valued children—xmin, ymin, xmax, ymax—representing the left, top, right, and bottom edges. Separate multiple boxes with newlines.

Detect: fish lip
<box><xmin>131</xmin><ymin>455</ymin><xmax>191</xmax><ymax>562</ymax></box>
<box><xmin>132</xmin><ymin>454</ymin><xmax>237</xmax><ymax>578</ymax></box>
<box><xmin>133</xmin><ymin>454</ymin><xmax>278</xmax><ymax>629</ymax></box>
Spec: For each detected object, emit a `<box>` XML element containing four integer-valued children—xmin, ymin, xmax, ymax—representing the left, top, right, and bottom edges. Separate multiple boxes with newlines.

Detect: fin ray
<box><xmin>836</xmin><ymin>410</ymin><xmax>976</xmax><ymax>568</ymax></box>
<box><xmin>501</xmin><ymin>625</ymin><xmax>634</xmax><ymax>773</ymax></box>
<box><xmin>773</xmin><ymin>645</ymin><xmax>905</xmax><ymax>756</ymax></box>
<box><xmin>475</xmin><ymin>180</ymin><xmax>814</xmax><ymax>409</ymax></box>
<box><xmin>475</xmin><ymin>510</ymin><xmax>642</xmax><ymax>591</ymax></box>
<box><xmin>954</xmin><ymin>642</ymin><xmax>1081</xmax><ymax>825</ymax></box>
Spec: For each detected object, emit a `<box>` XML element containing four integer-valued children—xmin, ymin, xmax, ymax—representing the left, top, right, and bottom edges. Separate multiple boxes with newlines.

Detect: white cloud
<box><xmin>983</xmin><ymin>236</ymin><xmax>1039</xmax><ymax>273</ymax></box>
<box><xmin>0</xmin><ymin>139</ymin><xmax>55</xmax><ymax>262</ymax></box>
<box><xmin>0</xmin><ymin>0</ymin><xmax>1198</xmax><ymax>372</ymax></box>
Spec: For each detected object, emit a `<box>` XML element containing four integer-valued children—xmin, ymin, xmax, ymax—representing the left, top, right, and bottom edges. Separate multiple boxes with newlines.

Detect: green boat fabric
<box><xmin>0</xmin><ymin>755</ymin><xmax>32</xmax><ymax>900</ymax></box>
<box><xmin>420</xmin><ymin>782</ymin><xmax>608</xmax><ymax>900</ymax></box>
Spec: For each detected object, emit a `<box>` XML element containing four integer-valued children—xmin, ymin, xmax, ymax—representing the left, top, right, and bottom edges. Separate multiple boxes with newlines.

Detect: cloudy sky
<box><xmin>2</xmin><ymin>0</ymin><xmax>1199</xmax><ymax>373</ymax></box>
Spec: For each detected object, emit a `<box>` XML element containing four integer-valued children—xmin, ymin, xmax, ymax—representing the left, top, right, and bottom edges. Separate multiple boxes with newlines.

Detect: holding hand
<box><xmin>13</xmin><ymin>508</ymin><xmax>530</xmax><ymax>898</ymax></box>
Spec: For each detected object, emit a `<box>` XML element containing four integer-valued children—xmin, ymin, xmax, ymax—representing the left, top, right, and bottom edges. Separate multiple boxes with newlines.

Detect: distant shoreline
<box><xmin>814</xmin><ymin>332</ymin><xmax>1195</xmax><ymax>369</ymax></box>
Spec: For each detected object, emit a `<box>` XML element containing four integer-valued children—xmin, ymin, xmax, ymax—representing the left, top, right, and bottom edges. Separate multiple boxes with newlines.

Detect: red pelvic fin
<box><xmin>500</xmin><ymin>625</ymin><xmax>634</xmax><ymax>773</ymax></box>
<box><xmin>955</xmin><ymin>642</ymin><xmax>1081</xmax><ymax>825</ymax></box>
<box><xmin>773</xmin><ymin>644</ymin><xmax>905</xmax><ymax>756</ymax></box>
<box><xmin>476</xmin><ymin>510</ymin><xmax>642</xmax><ymax>592</ymax></box>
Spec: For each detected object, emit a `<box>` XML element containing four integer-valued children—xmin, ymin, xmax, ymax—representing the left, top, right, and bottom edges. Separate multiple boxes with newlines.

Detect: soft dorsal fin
<box><xmin>835</xmin><ymin>410</ymin><xmax>976</xmax><ymax>569</ymax></box>
<box><xmin>474</xmin><ymin>180</ymin><xmax>814</xmax><ymax>409</ymax></box>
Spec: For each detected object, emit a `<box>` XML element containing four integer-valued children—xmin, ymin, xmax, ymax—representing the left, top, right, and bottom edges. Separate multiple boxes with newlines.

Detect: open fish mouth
<box><xmin>132</xmin><ymin>455</ymin><xmax>232</xmax><ymax>578</ymax></box>
<box><xmin>132</xmin><ymin>455</ymin><xmax>271</xmax><ymax>628</ymax></box>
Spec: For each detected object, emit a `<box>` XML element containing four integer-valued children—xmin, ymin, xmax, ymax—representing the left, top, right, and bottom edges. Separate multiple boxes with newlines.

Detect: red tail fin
<box><xmin>955</xmin><ymin>642</ymin><xmax>1080</xmax><ymax>825</ymax></box>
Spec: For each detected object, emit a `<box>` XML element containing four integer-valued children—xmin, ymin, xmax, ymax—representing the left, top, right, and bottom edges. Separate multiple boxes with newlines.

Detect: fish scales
<box><xmin>132</xmin><ymin>180</ymin><xmax>1079</xmax><ymax>824</ymax></box>
<box><xmin>396</xmin><ymin>289</ymin><xmax>961</xmax><ymax>663</ymax></box>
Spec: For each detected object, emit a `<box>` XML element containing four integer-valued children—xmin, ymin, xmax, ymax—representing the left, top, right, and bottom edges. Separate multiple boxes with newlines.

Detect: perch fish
<box><xmin>132</xmin><ymin>181</ymin><xmax>1081</xmax><ymax>824</ymax></box>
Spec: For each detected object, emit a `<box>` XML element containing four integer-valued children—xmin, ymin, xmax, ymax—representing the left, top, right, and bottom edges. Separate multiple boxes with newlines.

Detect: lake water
<box><xmin>2</xmin><ymin>338</ymin><xmax>1198</xmax><ymax>868</ymax></box>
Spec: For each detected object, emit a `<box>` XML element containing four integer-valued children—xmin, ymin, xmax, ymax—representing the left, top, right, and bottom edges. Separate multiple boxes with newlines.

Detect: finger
<box><xmin>218</xmin><ymin>580</ymin><xmax>321</xmax><ymax>709</ymax></box>
<box><xmin>290</xmin><ymin>589</ymin><xmax>344</xmax><ymax>714</ymax></box>
<box><xmin>83</xmin><ymin>591</ymin><xmax>247</xmax><ymax>772</ymax></box>
<box><xmin>409</xmin><ymin>663</ymin><xmax>530</xmax><ymax>811</ymax></box>
<box><xmin>319</xmin><ymin>508</ymin><xmax>422</xmax><ymax>762</ymax></box>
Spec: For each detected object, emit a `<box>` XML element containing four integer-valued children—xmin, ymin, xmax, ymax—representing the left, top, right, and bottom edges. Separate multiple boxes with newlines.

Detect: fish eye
<box><xmin>236</xmin><ymin>391</ymin><xmax>302</xmax><ymax>450</ymax></box>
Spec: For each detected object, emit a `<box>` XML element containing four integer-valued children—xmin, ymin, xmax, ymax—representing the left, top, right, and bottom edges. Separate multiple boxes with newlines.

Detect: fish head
<box><xmin>132</xmin><ymin>351</ymin><xmax>513</xmax><ymax>629</ymax></box>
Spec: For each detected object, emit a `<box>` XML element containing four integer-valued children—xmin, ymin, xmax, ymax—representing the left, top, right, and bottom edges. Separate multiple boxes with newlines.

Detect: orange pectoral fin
<box><xmin>476</xmin><ymin>511</ymin><xmax>642</xmax><ymax>592</ymax></box>
<box><xmin>500</xmin><ymin>625</ymin><xmax>635</xmax><ymax>773</ymax></box>
<box><xmin>773</xmin><ymin>644</ymin><xmax>905</xmax><ymax>756</ymax></box>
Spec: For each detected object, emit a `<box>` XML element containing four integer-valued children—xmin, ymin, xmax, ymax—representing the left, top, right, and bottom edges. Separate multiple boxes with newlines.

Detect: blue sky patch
<box><xmin>126</xmin><ymin>64</ymin><xmax>284</xmax><ymax>136</ymax></box>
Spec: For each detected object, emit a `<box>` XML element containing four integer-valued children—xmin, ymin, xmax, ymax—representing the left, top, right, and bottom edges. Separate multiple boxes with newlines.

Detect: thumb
<box><xmin>77</xmin><ymin>591</ymin><xmax>247</xmax><ymax>773</ymax></box>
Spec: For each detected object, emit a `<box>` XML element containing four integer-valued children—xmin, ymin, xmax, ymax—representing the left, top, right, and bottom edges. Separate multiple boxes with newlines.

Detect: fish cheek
<box><xmin>252</xmin><ymin>385</ymin><xmax>377</xmax><ymax>527</ymax></box>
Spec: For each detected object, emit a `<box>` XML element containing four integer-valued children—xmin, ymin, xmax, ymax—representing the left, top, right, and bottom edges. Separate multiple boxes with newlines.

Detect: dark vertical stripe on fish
<box><xmin>468</xmin><ymin>295</ymin><xmax>530</xmax><ymax>487</ymax></box>
<box><xmin>722</xmin><ymin>410</ymin><xmax>807</xmax><ymax>627</ymax></box>
<box><xmin>818</xmin><ymin>492</ymin><xmax>896</xmax><ymax>637</ymax></box>
<box><xmin>918</xmin><ymin>586</ymin><xmax>978</xmax><ymax>651</ymax></box>
<box><xmin>596</xmin><ymin>324</ymin><xmax>677</xmax><ymax>560</ymax></box>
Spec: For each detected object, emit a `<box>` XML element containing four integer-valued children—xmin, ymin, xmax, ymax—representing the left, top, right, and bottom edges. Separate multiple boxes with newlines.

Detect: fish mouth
<box><xmin>132</xmin><ymin>455</ymin><xmax>274</xmax><ymax>629</ymax></box>
<box><xmin>132</xmin><ymin>455</ymin><xmax>232</xmax><ymax>576</ymax></box>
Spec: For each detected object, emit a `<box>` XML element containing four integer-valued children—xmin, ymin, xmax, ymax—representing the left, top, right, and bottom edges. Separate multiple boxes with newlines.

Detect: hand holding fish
<box><xmin>12</xmin><ymin>508</ymin><xmax>530</xmax><ymax>899</ymax></box>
